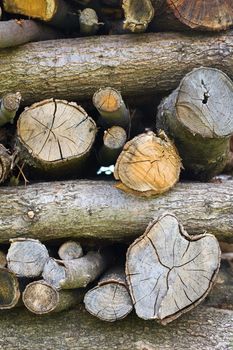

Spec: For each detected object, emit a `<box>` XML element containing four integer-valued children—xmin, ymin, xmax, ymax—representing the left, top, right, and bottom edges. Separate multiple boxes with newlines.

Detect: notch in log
<box><xmin>23</xmin><ymin>280</ymin><xmax>84</xmax><ymax>315</ymax></box>
<box><xmin>0</xmin><ymin>20</ymin><xmax>60</xmax><ymax>49</ymax></box>
<box><xmin>0</xmin><ymin>268</ymin><xmax>20</xmax><ymax>309</ymax></box>
<box><xmin>114</xmin><ymin>131</ymin><xmax>181</xmax><ymax>196</ymax></box>
<box><xmin>98</xmin><ymin>126</ymin><xmax>127</xmax><ymax>166</ymax></box>
<box><xmin>0</xmin><ymin>92</ymin><xmax>21</xmax><ymax>126</ymax></box>
<box><xmin>17</xmin><ymin>99</ymin><xmax>97</xmax><ymax>179</ymax></box>
<box><xmin>122</xmin><ymin>0</ymin><xmax>154</xmax><ymax>32</ymax></box>
<box><xmin>167</xmin><ymin>0</ymin><xmax>233</xmax><ymax>31</ymax></box>
<box><xmin>93</xmin><ymin>87</ymin><xmax>130</xmax><ymax>129</ymax></box>
<box><xmin>58</xmin><ymin>241</ymin><xmax>83</xmax><ymax>260</ymax></box>
<box><xmin>126</xmin><ymin>213</ymin><xmax>221</xmax><ymax>324</ymax></box>
<box><xmin>43</xmin><ymin>251</ymin><xmax>110</xmax><ymax>289</ymax></box>
<box><xmin>84</xmin><ymin>267</ymin><xmax>133</xmax><ymax>322</ymax></box>
<box><xmin>7</xmin><ymin>238</ymin><xmax>49</xmax><ymax>278</ymax></box>
<box><xmin>157</xmin><ymin>67</ymin><xmax>233</xmax><ymax>181</ymax></box>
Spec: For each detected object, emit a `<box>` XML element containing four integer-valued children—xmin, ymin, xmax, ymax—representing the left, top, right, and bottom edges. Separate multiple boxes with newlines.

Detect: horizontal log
<box><xmin>0</xmin><ymin>305</ymin><xmax>231</xmax><ymax>349</ymax></box>
<box><xmin>1</xmin><ymin>31</ymin><xmax>233</xmax><ymax>105</ymax></box>
<box><xmin>0</xmin><ymin>179</ymin><xmax>233</xmax><ymax>243</ymax></box>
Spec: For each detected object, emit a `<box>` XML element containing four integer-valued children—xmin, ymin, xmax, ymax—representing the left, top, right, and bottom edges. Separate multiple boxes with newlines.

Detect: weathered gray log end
<box><xmin>126</xmin><ymin>213</ymin><xmax>221</xmax><ymax>325</ymax></box>
<box><xmin>17</xmin><ymin>99</ymin><xmax>97</xmax><ymax>177</ymax></box>
<box><xmin>157</xmin><ymin>67</ymin><xmax>233</xmax><ymax>180</ymax></box>
<box><xmin>23</xmin><ymin>280</ymin><xmax>83</xmax><ymax>315</ymax></box>
<box><xmin>84</xmin><ymin>267</ymin><xmax>133</xmax><ymax>322</ymax></box>
<box><xmin>58</xmin><ymin>241</ymin><xmax>83</xmax><ymax>260</ymax></box>
<box><xmin>0</xmin><ymin>268</ymin><xmax>20</xmax><ymax>309</ymax></box>
<box><xmin>7</xmin><ymin>238</ymin><xmax>49</xmax><ymax>278</ymax></box>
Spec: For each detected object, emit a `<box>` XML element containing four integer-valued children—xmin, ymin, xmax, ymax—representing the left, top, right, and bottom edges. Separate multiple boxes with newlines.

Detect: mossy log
<box><xmin>156</xmin><ymin>67</ymin><xmax>233</xmax><ymax>180</ymax></box>
<box><xmin>17</xmin><ymin>99</ymin><xmax>97</xmax><ymax>178</ymax></box>
<box><xmin>1</xmin><ymin>32</ymin><xmax>233</xmax><ymax>105</ymax></box>
<box><xmin>0</xmin><ymin>179</ymin><xmax>232</xmax><ymax>243</ymax></box>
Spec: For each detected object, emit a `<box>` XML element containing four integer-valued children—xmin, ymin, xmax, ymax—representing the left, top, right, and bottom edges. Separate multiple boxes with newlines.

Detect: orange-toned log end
<box><xmin>114</xmin><ymin>131</ymin><xmax>182</xmax><ymax>197</ymax></box>
<box><xmin>167</xmin><ymin>0</ymin><xmax>233</xmax><ymax>31</ymax></box>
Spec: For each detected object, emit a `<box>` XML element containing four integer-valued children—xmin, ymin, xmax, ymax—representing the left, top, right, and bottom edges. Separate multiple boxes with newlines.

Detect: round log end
<box><xmin>93</xmin><ymin>87</ymin><xmax>123</xmax><ymax>114</ymax></box>
<box><xmin>23</xmin><ymin>281</ymin><xmax>59</xmax><ymax>314</ymax></box>
<box><xmin>58</xmin><ymin>241</ymin><xmax>83</xmax><ymax>260</ymax></box>
<box><xmin>114</xmin><ymin>131</ymin><xmax>181</xmax><ymax>196</ymax></box>
<box><xmin>2</xmin><ymin>92</ymin><xmax>21</xmax><ymax>112</ymax></box>
<box><xmin>167</xmin><ymin>0</ymin><xmax>233</xmax><ymax>31</ymax></box>
<box><xmin>175</xmin><ymin>67</ymin><xmax>233</xmax><ymax>138</ymax></box>
<box><xmin>122</xmin><ymin>0</ymin><xmax>155</xmax><ymax>33</ymax></box>
<box><xmin>84</xmin><ymin>282</ymin><xmax>133</xmax><ymax>322</ymax></box>
<box><xmin>0</xmin><ymin>268</ymin><xmax>20</xmax><ymax>309</ymax></box>
<box><xmin>103</xmin><ymin>126</ymin><xmax>127</xmax><ymax>149</ymax></box>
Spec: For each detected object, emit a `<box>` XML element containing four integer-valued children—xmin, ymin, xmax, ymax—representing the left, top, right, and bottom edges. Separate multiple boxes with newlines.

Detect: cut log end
<box><xmin>114</xmin><ymin>131</ymin><xmax>181</xmax><ymax>196</ymax></box>
<box><xmin>0</xmin><ymin>268</ymin><xmax>20</xmax><ymax>309</ymax></box>
<box><xmin>79</xmin><ymin>8</ymin><xmax>100</xmax><ymax>36</ymax></box>
<box><xmin>122</xmin><ymin>0</ymin><xmax>155</xmax><ymax>33</ymax></box>
<box><xmin>17</xmin><ymin>99</ymin><xmax>97</xmax><ymax>175</ymax></box>
<box><xmin>2</xmin><ymin>92</ymin><xmax>21</xmax><ymax>112</ymax></box>
<box><xmin>93</xmin><ymin>87</ymin><xmax>123</xmax><ymax>113</ymax></box>
<box><xmin>58</xmin><ymin>241</ymin><xmax>83</xmax><ymax>260</ymax></box>
<box><xmin>103</xmin><ymin>127</ymin><xmax>127</xmax><ymax>150</ymax></box>
<box><xmin>126</xmin><ymin>213</ymin><xmax>221</xmax><ymax>324</ymax></box>
<box><xmin>167</xmin><ymin>0</ymin><xmax>233</xmax><ymax>31</ymax></box>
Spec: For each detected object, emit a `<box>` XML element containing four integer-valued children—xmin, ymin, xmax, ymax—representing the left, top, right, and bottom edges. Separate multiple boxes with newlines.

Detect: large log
<box><xmin>0</xmin><ymin>179</ymin><xmax>233</xmax><ymax>243</ymax></box>
<box><xmin>0</xmin><ymin>305</ymin><xmax>231</xmax><ymax>349</ymax></box>
<box><xmin>1</xmin><ymin>31</ymin><xmax>233</xmax><ymax>105</ymax></box>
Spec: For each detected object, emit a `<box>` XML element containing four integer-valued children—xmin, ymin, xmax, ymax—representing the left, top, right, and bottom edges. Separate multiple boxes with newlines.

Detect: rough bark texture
<box><xmin>2</xmin><ymin>31</ymin><xmax>233</xmax><ymax>105</ymax></box>
<box><xmin>156</xmin><ymin>67</ymin><xmax>233</xmax><ymax>180</ymax></box>
<box><xmin>0</xmin><ymin>20</ymin><xmax>59</xmax><ymax>49</ymax></box>
<box><xmin>0</xmin><ymin>305</ymin><xmax>231</xmax><ymax>349</ymax></box>
<box><xmin>0</xmin><ymin>179</ymin><xmax>233</xmax><ymax>243</ymax></box>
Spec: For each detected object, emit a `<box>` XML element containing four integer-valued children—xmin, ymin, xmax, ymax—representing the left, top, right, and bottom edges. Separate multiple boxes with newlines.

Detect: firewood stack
<box><xmin>0</xmin><ymin>0</ymin><xmax>232</xmax><ymax>348</ymax></box>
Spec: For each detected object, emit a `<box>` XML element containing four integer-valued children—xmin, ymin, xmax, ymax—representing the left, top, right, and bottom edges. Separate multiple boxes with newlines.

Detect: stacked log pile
<box><xmin>0</xmin><ymin>0</ymin><xmax>232</xmax><ymax>348</ymax></box>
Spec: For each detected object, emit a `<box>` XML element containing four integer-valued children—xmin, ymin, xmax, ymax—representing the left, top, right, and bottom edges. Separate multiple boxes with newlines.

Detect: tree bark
<box><xmin>156</xmin><ymin>67</ymin><xmax>233</xmax><ymax>180</ymax></box>
<box><xmin>0</xmin><ymin>179</ymin><xmax>233</xmax><ymax>243</ymax></box>
<box><xmin>0</xmin><ymin>268</ymin><xmax>20</xmax><ymax>309</ymax></box>
<box><xmin>1</xmin><ymin>32</ymin><xmax>233</xmax><ymax>105</ymax></box>
<box><xmin>84</xmin><ymin>267</ymin><xmax>133</xmax><ymax>321</ymax></box>
<box><xmin>17</xmin><ymin>99</ymin><xmax>97</xmax><ymax>179</ymax></box>
<box><xmin>0</xmin><ymin>305</ymin><xmax>231</xmax><ymax>349</ymax></box>
<box><xmin>0</xmin><ymin>20</ymin><xmax>60</xmax><ymax>49</ymax></box>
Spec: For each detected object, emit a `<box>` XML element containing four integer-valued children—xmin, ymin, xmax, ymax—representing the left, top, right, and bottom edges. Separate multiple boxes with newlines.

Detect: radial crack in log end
<box><xmin>167</xmin><ymin>0</ymin><xmax>233</xmax><ymax>31</ymax></box>
<box><xmin>17</xmin><ymin>98</ymin><xmax>97</xmax><ymax>178</ymax></box>
<box><xmin>126</xmin><ymin>213</ymin><xmax>221</xmax><ymax>324</ymax></box>
<box><xmin>7</xmin><ymin>238</ymin><xmax>49</xmax><ymax>278</ymax></box>
<box><xmin>84</xmin><ymin>267</ymin><xmax>133</xmax><ymax>322</ymax></box>
<box><xmin>122</xmin><ymin>0</ymin><xmax>155</xmax><ymax>32</ymax></box>
<box><xmin>157</xmin><ymin>67</ymin><xmax>233</xmax><ymax>180</ymax></box>
<box><xmin>114</xmin><ymin>131</ymin><xmax>181</xmax><ymax>197</ymax></box>
<box><xmin>0</xmin><ymin>268</ymin><xmax>20</xmax><ymax>309</ymax></box>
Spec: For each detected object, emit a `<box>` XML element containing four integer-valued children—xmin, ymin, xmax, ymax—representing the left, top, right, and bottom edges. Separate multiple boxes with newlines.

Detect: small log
<box><xmin>3</xmin><ymin>0</ymin><xmax>78</xmax><ymax>29</ymax></box>
<box><xmin>0</xmin><ymin>20</ymin><xmax>59</xmax><ymax>49</ymax></box>
<box><xmin>0</xmin><ymin>144</ymin><xmax>12</xmax><ymax>184</ymax></box>
<box><xmin>126</xmin><ymin>213</ymin><xmax>221</xmax><ymax>324</ymax></box>
<box><xmin>43</xmin><ymin>251</ymin><xmax>109</xmax><ymax>289</ymax></box>
<box><xmin>114</xmin><ymin>131</ymin><xmax>181</xmax><ymax>196</ymax></box>
<box><xmin>58</xmin><ymin>241</ymin><xmax>83</xmax><ymax>260</ymax></box>
<box><xmin>7</xmin><ymin>238</ymin><xmax>49</xmax><ymax>278</ymax></box>
<box><xmin>84</xmin><ymin>267</ymin><xmax>133</xmax><ymax>322</ymax></box>
<box><xmin>0</xmin><ymin>92</ymin><xmax>21</xmax><ymax>127</ymax></box>
<box><xmin>98</xmin><ymin>126</ymin><xmax>127</xmax><ymax>166</ymax></box>
<box><xmin>166</xmin><ymin>0</ymin><xmax>233</xmax><ymax>31</ymax></box>
<box><xmin>17</xmin><ymin>99</ymin><xmax>97</xmax><ymax>178</ymax></box>
<box><xmin>79</xmin><ymin>8</ymin><xmax>101</xmax><ymax>36</ymax></box>
<box><xmin>0</xmin><ymin>251</ymin><xmax>6</xmax><ymax>267</ymax></box>
<box><xmin>157</xmin><ymin>67</ymin><xmax>233</xmax><ymax>181</ymax></box>
<box><xmin>122</xmin><ymin>0</ymin><xmax>154</xmax><ymax>33</ymax></box>
<box><xmin>0</xmin><ymin>268</ymin><xmax>20</xmax><ymax>309</ymax></box>
<box><xmin>22</xmin><ymin>280</ymin><xmax>83</xmax><ymax>314</ymax></box>
<box><xmin>93</xmin><ymin>87</ymin><xmax>130</xmax><ymax>128</ymax></box>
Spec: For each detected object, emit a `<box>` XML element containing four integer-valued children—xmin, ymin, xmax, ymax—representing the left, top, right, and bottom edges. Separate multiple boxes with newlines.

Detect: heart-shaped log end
<box><xmin>126</xmin><ymin>213</ymin><xmax>221</xmax><ymax>324</ymax></box>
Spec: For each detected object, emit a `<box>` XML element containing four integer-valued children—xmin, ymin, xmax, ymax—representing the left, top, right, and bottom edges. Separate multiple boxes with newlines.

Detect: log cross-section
<box><xmin>126</xmin><ymin>213</ymin><xmax>221</xmax><ymax>324</ymax></box>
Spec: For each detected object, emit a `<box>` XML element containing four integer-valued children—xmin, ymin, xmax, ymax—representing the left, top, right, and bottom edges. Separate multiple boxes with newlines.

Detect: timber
<box><xmin>0</xmin><ymin>92</ymin><xmax>21</xmax><ymax>127</ymax></box>
<box><xmin>156</xmin><ymin>67</ymin><xmax>233</xmax><ymax>180</ymax></box>
<box><xmin>0</xmin><ymin>144</ymin><xmax>12</xmax><ymax>184</ymax></box>
<box><xmin>122</xmin><ymin>0</ymin><xmax>154</xmax><ymax>33</ymax></box>
<box><xmin>0</xmin><ymin>179</ymin><xmax>232</xmax><ymax>243</ymax></box>
<box><xmin>2</xmin><ymin>31</ymin><xmax>233</xmax><ymax>105</ymax></box>
<box><xmin>126</xmin><ymin>213</ymin><xmax>220</xmax><ymax>324</ymax></box>
<box><xmin>58</xmin><ymin>241</ymin><xmax>83</xmax><ymax>260</ymax></box>
<box><xmin>0</xmin><ymin>305</ymin><xmax>231</xmax><ymax>349</ymax></box>
<box><xmin>0</xmin><ymin>268</ymin><xmax>20</xmax><ymax>309</ymax></box>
